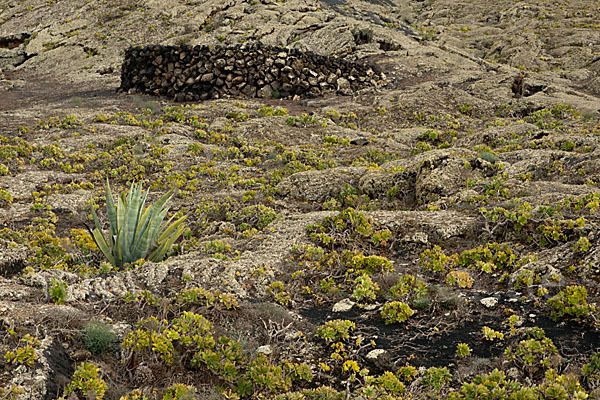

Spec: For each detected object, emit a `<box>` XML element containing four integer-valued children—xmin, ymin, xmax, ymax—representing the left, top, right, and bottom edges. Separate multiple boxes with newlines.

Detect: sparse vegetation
<box><xmin>1</xmin><ymin>0</ymin><xmax>600</xmax><ymax>398</ymax></box>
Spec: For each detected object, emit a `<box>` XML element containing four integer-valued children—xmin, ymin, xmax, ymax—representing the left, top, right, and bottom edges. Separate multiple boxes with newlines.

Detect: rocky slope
<box><xmin>1</xmin><ymin>0</ymin><xmax>600</xmax><ymax>399</ymax></box>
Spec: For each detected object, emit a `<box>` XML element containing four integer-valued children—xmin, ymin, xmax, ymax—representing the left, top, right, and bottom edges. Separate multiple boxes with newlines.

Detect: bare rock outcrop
<box><xmin>277</xmin><ymin>167</ymin><xmax>367</xmax><ymax>203</ymax></box>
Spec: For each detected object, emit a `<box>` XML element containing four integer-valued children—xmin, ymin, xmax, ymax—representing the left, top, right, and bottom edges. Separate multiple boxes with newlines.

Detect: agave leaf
<box><xmin>105</xmin><ymin>178</ymin><xmax>118</xmax><ymax>244</ymax></box>
<box><xmin>156</xmin><ymin>224</ymin><xmax>186</xmax><ymax>262</ymax></box>
<box><xmin>146</xmin><ymin>207</ymin><xmax>171</xmax><ymax>245</ymax></box>
<box><xmin>146</xmin><ymin>197</ymin><xmax>171</xmax><ymax>234</ymax></box>
<box><xmin>133</xmin><ymin>225</ymin><xmax>155</xmax><ymax>260</ymax></box>
<box><xmin>126</xmin><ymin>180</ymin><xmax>135</xmax><ymax>203</ymax></box>
<box><xmin>139</xmin><ymin>191</ymin><xmax>171</xmax><ymax>240</ymax></box>
<box><xmin>114</xmin><ymin>235</ymin><xmax>123</xmax><ymax>268</ymax></box>
<box><xmin>117</xmin><ymin>191</ymin><xmax>127</xmax><ymax>235</ymax></box>
<box><xmin>157</xmin><ymin>213</ymin><xmax>176</xmax><ymax>239</ymax></box>
<box><xmin>122</xmin><ymin>183</ymin><xmax>136</xmax><ymax>241</ymax></box>
<box><xmin>148</xmin><ymin>239</ymin><xmax>169</xmax><ymax>263</ymax></box>
<box><xmin>149</xmin><ymin>224</ymin><xmax>186</xmax><ymax>262</ymax></box>
<box><xmin>125</xmin><ymin>183</ymin><xmax>146</xmax><ymax>254</ymax></box>
<box><xmin>133</xmin><ymin>190</ymin><xmax>149</xmax><ymax>237</ymax></box>
<box><xmin>153</xmin><ymin>215</ymin><xmax>184</xmax><ymax>249</ymax></box>
<box><xmin>90</xmin><ymin>198</ymin><xmax>103</xmax><ymax>234</ymax></box>
<box><xmin>89</xmin><ymin>197</ymin><xmax>111</xmax><ymax>256</ymax></box>
<box><xmin>91</xmin><ymin>228</ymin><xmax>115</xmax><ymax>266</ymax></box>
<box><xmin>157</xmin><ymin>216</ymin><xmax>187</xmax><ymax>244</ymax></box>
<box><xmin>119</xmin><ymin>208</ymin><xmax>133</xmax><ymax>264</ymax></box>
<box><xmin>152</xmin><ymin>191</ymin><xmax>173</xmax><ymax>217</ymax></box>
<box><xmin>134</xmin><ymin>201</ymin><xmax>170</xmax><ymax>260</ymax></box>
<box><xmin>131</xmin><ymin>205</ymin><xmax>153</xmax><ymax>258</ymax></box>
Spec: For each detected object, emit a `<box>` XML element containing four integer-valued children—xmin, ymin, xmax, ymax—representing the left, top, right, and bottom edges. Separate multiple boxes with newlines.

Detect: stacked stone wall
<box><xmin>120</xmin><ymin>43</ymin><xmax>383</xmax><ymax>101</ymax></box>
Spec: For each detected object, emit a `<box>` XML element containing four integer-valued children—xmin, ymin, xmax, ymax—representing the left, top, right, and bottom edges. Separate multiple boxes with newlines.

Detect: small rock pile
<box><xmin>119</xmin><ymin>43</ymin><xmax>384</xmax><ymax>101</ymax></box>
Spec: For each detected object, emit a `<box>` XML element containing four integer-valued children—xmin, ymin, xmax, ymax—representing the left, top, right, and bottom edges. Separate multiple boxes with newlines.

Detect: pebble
<box><xmin>366</xmin><ymin>349</ymin><xmax>386</xmax><ymax>360</ymax></box>
<box><xmin>256</xmin><ymin>345</ymin><xmax>272</xmax><ymax>355</ymax></box>
<box><xmin>332</xmin><ymin>298</ymin><xmax>355</xmax><ymax>312</ymax></box>
<box><xmin>507</xmin><ymin>367</ymin><xmax>520</xmax><ymax>380</ymax></box>
<box><xmin>480</xmin><ymin>297</ymin><xmax>498</xmax><ymax>308</ymax></box>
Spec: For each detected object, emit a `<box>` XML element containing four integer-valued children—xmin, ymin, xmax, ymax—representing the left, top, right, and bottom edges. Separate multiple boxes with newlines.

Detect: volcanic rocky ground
<box><xmin>1</xmin><ymin>0</ymin><xmax>600</xmax><ymax>399</ymax></box>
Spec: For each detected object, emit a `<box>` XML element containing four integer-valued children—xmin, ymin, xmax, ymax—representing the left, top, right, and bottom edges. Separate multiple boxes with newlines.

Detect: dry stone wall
<box><xmin>119</xmin><ymin>43</ymin><xmax>384</xmax><ymax>101</ymax></box>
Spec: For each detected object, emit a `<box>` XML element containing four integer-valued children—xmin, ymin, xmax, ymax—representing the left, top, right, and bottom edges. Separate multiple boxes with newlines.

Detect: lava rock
<box><xmin>120</xmin><ymin>43</ymin><xmax>384</xmax><ymax>101</ymax></box>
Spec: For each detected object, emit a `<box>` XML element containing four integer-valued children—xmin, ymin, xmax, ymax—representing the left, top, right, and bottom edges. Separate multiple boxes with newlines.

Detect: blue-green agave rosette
<box><xmin>90</xmin><ymin>180</ymin><xmax>186</xmax><ymax>267</ymax></box>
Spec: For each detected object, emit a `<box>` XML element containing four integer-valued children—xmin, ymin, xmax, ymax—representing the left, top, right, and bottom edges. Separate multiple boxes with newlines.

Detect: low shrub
<box><xmin>64</xmin><ymin>362</ymin><xmax>107</xmax><ymax>400</ymax></box>
<box><xmin>84</xmin><ymin>321</ymin><xmax>116</xmax><ymax>354</ymax></box>
<box><xmin>381</xmin><ymin>301</ymin><xmax>414</xmax><ymax>324</ymax></box>
<box><xmin>316</xmin><ymin>320</ymin><xmax>355</xmax><ymax>343</ymax></box>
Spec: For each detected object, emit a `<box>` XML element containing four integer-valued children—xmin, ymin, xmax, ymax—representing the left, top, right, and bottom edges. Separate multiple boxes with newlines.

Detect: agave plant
<box><xmin>89</xmin><ymin>180</ymin><xmax>186</xmax><ymax>268</ymax></box>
